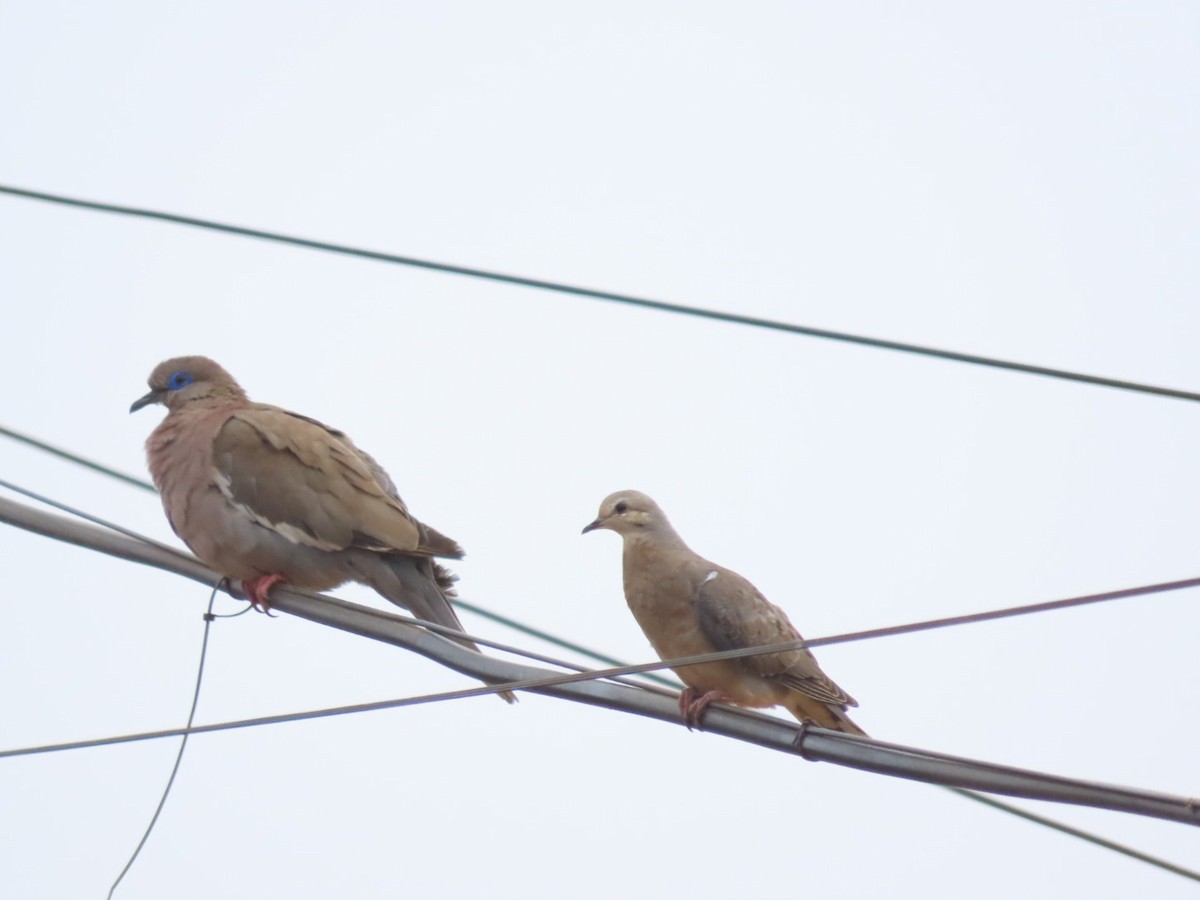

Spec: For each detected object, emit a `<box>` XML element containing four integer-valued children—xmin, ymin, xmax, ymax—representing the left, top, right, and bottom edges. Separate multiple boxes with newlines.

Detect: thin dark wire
<box><xmin>0</xmin><ymin>424</ymin><xmax>155</xmax><ymax>492</ymax></box>
<box><xmin>460</xmin><ymin>573</ymin><xmax>1200</xmax><ymax>675</ymax></box>
<box><xmin>944</xmin><ymin>788</ymin><xmax>1200</xmax><ymax>882</ymax></box>
<box><xmin>792</xmin><ymin>575</ymin><xmax>1200</xmax><ymax>654</ymax></box>
<box><xmin>0</xmin><ymin>649</ymin><xmax>667</xmax><ymax>761</ymax></box>
<box><xmin>6</xmin><ymin>560</ymin><xmax>1197</xmax><ymax>760</ymax></box>
<box><xmin>452</xmin><ymin>598</ymin><xmax>677</xmax><ymax>688</ymax></box>
<box><xmin>107</xmin><ymin>582</ymin><xmax>220</xmax><ymax>899</ymax></box>
<box><xmin>3</xmin><ymin>183</ymin><xmax>1199</xmax><ymax>404</ymax></box>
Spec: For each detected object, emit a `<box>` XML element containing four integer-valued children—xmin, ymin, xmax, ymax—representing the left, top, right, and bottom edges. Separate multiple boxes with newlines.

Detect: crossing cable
<box><xmin>4</xmin><ymin>480</ymin><xmax>1197</xmax><ymax>693</ymax></box>
<box><xmin>3</xmin><ymin>493</ymin><xmax>1199</xmax><ymax>817</ymax></box>
<box><xmin>2</xmin><ymin>494</ymin><xmax>1198</xmax><ymax>882</ymax></box>
<box><xmin>3</xmin><ymin>183</ymin><xmax>1199</xmax><ymax>404</ymax></box>
<box><xmin>9</xmin><ymin>632</ymin><xmax>1200</xmax><ymax>880</ymax></box>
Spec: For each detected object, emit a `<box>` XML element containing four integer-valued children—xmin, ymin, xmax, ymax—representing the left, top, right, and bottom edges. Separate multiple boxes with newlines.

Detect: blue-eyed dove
<box><xmin>584</xmin><ymin>490</ymin><xmax>864</xmax><ymax>732</ymax></box>
<box><xmin>132</xmin><ymin>356</ymin><xmax>515</xmax><ymax>703</ymax></box>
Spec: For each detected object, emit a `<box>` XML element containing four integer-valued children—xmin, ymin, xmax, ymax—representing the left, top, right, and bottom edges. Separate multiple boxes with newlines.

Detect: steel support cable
<box><xmin>2</xmin><ymin>495</ymin><xmax>1199</xmax><ymax>836</ymax></box>
<box><xmin>3</xmin><ymin>184</ymin><xmax>1199</xmax><ymax>404</ymax></box>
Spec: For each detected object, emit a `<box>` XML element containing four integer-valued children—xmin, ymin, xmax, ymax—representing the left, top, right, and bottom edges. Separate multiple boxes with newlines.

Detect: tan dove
<box><xmin>583</xmin><ymin>490</ymin><xmax>864</xmax><ymax>733</ymax></box>
<box><xmin>132</xmin><ymin>355</ymin><xmax>515</xmax><ymax>703</ymax></box>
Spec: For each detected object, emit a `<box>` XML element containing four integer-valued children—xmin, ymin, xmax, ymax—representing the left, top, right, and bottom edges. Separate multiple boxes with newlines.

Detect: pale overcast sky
<box><xmin>1</xmin><ymin>3</ymin><xmax>1198</xmax><ymax>898</ymax></box>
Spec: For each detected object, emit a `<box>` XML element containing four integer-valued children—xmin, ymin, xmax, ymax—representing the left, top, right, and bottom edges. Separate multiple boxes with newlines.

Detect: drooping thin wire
<box><xmin>107</xmin><ymin>582</ymin><xmax>221</xmax><ymax>899</ymax></box>
<box><xmin>3</xmin><ymin>183</ymin><xmax>1199</xmax><ymax>404</ymax></box>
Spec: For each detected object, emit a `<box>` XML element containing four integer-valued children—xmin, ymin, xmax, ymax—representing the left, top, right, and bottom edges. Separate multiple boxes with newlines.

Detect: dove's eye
<box><xmin>167</xmin><ymin>371</ymin><xmax>194</xmax><ymax>391</ymax></box>
<box><xmin>614</xmin><ymin>501</ymin><xmax>629</xmax><ymax>514</ymax></box>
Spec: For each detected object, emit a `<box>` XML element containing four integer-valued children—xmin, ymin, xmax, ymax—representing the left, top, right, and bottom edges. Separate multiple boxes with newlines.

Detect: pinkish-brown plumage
<box><xmin>583</xmin><ymin>490</ymin><xmax>864</xmax><ymax>733</ymax></box>
<box><xmin>133</xmin><ymin>355</ymin><xmax>515</xmax><ymax>702</ymax></box>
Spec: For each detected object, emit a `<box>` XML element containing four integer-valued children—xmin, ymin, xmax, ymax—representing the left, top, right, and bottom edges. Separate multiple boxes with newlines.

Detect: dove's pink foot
<box><xmin>242</xmin><ymin>573</ymin><xmax>286</xmax><ymax>616</ymax></box>
<box><xmin>678</xmin><ymin>687</ymin><xmax>734</xmax><ymax>730</ymax></box>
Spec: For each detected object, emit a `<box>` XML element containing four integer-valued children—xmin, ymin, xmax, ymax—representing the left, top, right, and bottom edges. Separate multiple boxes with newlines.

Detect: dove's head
<box><xmin>131</xmin><ymin>356</ymin><xmax>248</xmax><ymax>413</ymax></box>
<box><xmin>582</xmin><ymin>490</ymin><xmax>671</xmax><ymax>538</ymax></box>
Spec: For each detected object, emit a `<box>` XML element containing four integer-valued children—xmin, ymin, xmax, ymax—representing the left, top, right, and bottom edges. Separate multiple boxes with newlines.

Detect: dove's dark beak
<box><xmin>581</xmin><ymin>518</ymin><xmax>605</xmax><ymax>535</ymax></box>
<box><xmin>130</xmin><ymin>390</ymin><xmax>162</xmax><ymax>413</ymax></box>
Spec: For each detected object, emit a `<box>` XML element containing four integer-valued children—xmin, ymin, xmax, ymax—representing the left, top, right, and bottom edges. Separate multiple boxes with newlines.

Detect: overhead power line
<box><xmin>3</xmin><ymin>183</ymin><xmax>1199</xmax><ymax>404</ymax></box>
<box><xmin>5</xmin><ymin>480</ymin><xmax>1196</xmax><ymax>686</ymax></box>
<box><xmin>3</xmin><ymin>493</ymin><xmax>1199</xmax><ymax>883</ymax></box>
<box><xmin>3</xmin><ymin>494</ymin><xmax>1200</xmax><ymax>837</ymax></box>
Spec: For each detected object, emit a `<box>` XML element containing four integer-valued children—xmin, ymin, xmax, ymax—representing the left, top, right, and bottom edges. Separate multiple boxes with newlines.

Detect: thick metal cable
<box><xmin>2</xmin><ymin>494</ymin><xmax>1197</xmax><ymax>883</ymax></box>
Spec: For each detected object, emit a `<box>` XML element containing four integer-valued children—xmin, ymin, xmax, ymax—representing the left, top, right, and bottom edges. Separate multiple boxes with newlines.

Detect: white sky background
<box><xmin>1</xmin><ymin>3</ymin><xmax>1198</xmax><ymax>897</ymax></box>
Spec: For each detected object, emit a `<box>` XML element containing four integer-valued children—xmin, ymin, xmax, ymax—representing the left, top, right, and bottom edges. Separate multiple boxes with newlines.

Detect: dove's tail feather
<box><xmin>828</xmin><ymin>708</ymin><xmax>867</xmax><ymax>736</ymax></box>
<box><xmin>787</xmin><ymin>696</ymin><xmax>868</xmax><ymax>736</ymax></box>
<box><xmin>369</xmin><ymin>555</ymin><xmax>518</xmax><ymax>705</ymax></box>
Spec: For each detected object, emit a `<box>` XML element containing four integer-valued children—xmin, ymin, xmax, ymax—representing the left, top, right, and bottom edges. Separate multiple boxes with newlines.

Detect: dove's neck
<box><xmin>621</xmin><ymin>523</ymin><xmax>691</xmax><ymax>565</ymax></box>
<box><xmin>146</xmin><ymin>403</ymin><xmax>238</xmax><ymax>493</ymax></box>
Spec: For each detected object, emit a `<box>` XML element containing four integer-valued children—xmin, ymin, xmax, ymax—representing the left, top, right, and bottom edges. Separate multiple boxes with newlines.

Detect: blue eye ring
<box><xmin>167</xmin><ymin>371</ymin><xmax>194</xmax><ymax>391</ymax></box>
